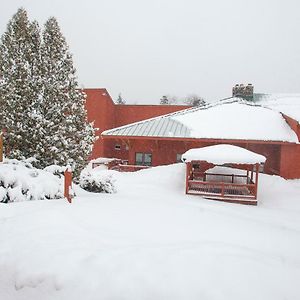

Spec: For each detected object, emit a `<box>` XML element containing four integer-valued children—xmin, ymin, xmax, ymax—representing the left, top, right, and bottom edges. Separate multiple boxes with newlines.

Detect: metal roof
<box><xmin>102</xmin><ymin>111</ymin><xmax>192</xmax><ymax>138</ymax></box>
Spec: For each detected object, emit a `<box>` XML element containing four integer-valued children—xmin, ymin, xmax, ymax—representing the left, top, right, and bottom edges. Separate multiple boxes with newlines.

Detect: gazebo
<box><xmin>182</xmin><ymin>144</ymin><xmax>266</xmax><ymax>205</ymax></box>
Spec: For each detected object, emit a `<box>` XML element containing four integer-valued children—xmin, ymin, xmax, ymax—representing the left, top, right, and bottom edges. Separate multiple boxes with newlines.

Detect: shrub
<box><xmin>0</xmin><ymin>159</ymin><xmax>63</xmax><ymax>203</ymax></box>
<box><xmin>80</xmin><ymin>169</ymin><xmax>116</xmax><ymax>193</ymax></box>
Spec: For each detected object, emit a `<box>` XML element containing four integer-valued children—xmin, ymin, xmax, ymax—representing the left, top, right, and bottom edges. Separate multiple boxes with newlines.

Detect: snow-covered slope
<box><xmin>0</xmin><ymin>164</ymin><xmax>300</xmax><ymax>300</ymax></box>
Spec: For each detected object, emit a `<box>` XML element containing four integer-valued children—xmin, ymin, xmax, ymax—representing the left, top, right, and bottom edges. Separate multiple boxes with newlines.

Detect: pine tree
<box><xmin>39</xmin><ymin>17</ymin><xmax>95</xmax><ymax>177</ymax></box>
<box><xmin>116</xmin><ymin>93</ymin><xmax>125</xmax><ymax>104</ymax></box>
<box><xmin>160</xmin><ymin>95</ymin><xmax>169</xmax><ymax>105</ymax></box>
<box><xmin>184</xmin><ymin>94</ymin><xmax>206</xmax><ymax>107</ymax></box>
<box><xmin>0</xmin><ymin>11</ymin><xmax>95</xmax><ymax>178</ymax></box>
<box><xmin>0</xmin><ymin>8</ymin><xmax>42</xmax><ymax>160</ymax></box>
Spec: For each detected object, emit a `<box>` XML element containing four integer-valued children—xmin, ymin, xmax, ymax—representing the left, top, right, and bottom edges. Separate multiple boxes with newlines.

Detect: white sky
<box><xmin>1</xmin><ymin>0</ymin><xmax>300</xmax><ymax>104</ymax></box>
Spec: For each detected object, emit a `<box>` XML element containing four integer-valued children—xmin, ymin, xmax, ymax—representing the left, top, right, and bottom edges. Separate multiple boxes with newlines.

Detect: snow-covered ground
<box><xmin>1</xmin><ymin>163</ymin><xmax>300</xmax><ymax>300</ymax></box>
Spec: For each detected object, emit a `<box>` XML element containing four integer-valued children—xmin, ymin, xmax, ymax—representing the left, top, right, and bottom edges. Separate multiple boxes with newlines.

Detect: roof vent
<box><xmin>232</xmin><ymin>83</ymin><xmax>254</xmax><ymax>101</ymax></box>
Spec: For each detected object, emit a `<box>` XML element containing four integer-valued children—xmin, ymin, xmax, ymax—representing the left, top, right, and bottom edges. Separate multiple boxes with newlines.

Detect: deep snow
<box><xmin>1</xmin><ymin>163</ymin><xmax>300</xmax><ymax>300</ymax></box>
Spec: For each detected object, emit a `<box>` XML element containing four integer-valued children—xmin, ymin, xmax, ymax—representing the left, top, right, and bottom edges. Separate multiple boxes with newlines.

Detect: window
<box><xmin>135</xmin><ymin>152</ymin><xmax>152</xmax><ymax>166</ymax></box>
<box><xmin>176</xmin><ymin>153</ymin><xmax>182</xmax><ymax>163</ymax></box>
<box><xmin>115</xmin><ymin>144</ymin><xmax>121</xmax><ymax>151</ymax></box>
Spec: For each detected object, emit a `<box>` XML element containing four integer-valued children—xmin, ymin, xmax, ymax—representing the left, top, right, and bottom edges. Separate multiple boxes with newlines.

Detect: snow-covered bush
<box><xmin>80</xmin><ymin>168</ymin><xmax>117</xmax><ymax>193</ymax></box>
<box><xmin>0</xmin><ymin>159</ymin><xmax>64</xmax><ymax>203</ymax></box>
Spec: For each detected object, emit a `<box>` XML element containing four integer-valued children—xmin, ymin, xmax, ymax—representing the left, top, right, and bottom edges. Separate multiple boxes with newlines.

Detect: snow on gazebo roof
<box><xmin>102</xmin><ymin>100</ymin><xmax>298</xmax><ymax>143</ymax></box>
<box><xmin>181</xmin><ymin>144</ymin><xmax>266</xmax><ymax>165</ymax></box>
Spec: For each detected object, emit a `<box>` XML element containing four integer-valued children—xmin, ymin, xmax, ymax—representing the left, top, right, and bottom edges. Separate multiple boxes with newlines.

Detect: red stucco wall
<box><xmin>84</xmin><ymin>89</ymin><xmax>115</xmax><ymax>158</ymax></box>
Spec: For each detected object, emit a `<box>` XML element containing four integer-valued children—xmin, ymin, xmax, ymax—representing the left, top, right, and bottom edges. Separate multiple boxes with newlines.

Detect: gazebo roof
<box><xmin>181</xmin><ymin>144</ymin><xmax>266</xmax><ymax>165</ymax></box>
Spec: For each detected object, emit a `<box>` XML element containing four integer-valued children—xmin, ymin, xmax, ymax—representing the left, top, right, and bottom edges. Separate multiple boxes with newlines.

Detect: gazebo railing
<box><xmin>192</xmin><ymin>172</ymin><xmax>254</xmax><ymax>184</ymax></box>
<box><xmin>187</xmin><ymin>179</ymin><xmax>257</xmax><ymax>200</ymax></box>
<box><xmin>204</xmin><ymin>173</ymin><xmax>254</xmax><ymax>184</ymax></box>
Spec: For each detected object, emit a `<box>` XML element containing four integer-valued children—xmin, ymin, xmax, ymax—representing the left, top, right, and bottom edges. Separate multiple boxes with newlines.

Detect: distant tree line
<box><xmin>160</xmin><ymin>94</ymin><xmax>206</xmax><ymax>107</ymax></box>
<box><xmin>0</xmin><ymin>8</ymin><xmax>95</xmax><ymax>177</ymax></box>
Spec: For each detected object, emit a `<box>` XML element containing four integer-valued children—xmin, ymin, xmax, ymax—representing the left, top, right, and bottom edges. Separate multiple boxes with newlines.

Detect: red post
<box><xmin>64</xmin><ymin>169</ymin><xmax>72</xmax><ymax>203</ymax></box>
<box><xmin>186</xmin><ymin>162</ymin><xmax>191</xmax><ymax>194</ymax></box>
<box><xmin>254</xmin><ymin>163</ymin><xmax>259</xmax><ymax>199</ymax></box>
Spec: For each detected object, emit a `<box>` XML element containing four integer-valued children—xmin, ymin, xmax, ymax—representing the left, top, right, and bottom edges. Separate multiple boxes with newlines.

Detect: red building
<box><xmin>85</xmin><ymin>88</ymin><xmax>300</xmax><ymax>180</ymax></box>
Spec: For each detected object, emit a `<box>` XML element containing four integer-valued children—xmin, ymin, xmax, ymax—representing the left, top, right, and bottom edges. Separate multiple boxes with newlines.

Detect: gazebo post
<box><xmin>254</xmin><ymin>163</ymin><xmax>259</xmax><ymax>199</ymax></box>
<box><xmin>186</xmin><ymin>162</ymin><xmax>191</xmax><ymax>194</ymax></box>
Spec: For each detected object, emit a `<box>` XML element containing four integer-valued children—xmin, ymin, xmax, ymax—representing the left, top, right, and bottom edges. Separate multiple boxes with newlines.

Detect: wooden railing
<box><xmin>204</xmin><ymin>173</ymin><xmax>254</xmax><ymax>184</ymax></box>
<box><xmin>187</xmin><ymin>180</ymin><xmax>256</xmax><ymax>200</ymax></box>
<box><xmin>192</xmin><ymin>172</ymin><xmax>253</xmax><ymax>184</ymax></box>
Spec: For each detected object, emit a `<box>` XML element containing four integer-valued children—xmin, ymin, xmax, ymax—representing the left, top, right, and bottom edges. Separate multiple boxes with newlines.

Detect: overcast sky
<box><xmin>1</xmin><ymin>0</ymin><xmax>300</xmax><ymax>104</ymax></box>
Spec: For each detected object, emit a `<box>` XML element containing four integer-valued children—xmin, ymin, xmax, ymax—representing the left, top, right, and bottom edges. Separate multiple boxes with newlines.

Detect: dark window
<box><xmin>135</xmin><ymin>152</ymin><xmax>152</xmax><ymax>166</ymax></box>
<box><xmin>115</xmin><ymin>144</ymin><xmax>121</xmax><ymax>150</ymax></box>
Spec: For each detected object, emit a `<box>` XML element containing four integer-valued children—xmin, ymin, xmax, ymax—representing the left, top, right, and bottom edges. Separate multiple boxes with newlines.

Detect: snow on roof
<box><xmin>181</xmin><ymin>144</ymin><xmax>266</xmax><ymax>165</ymax></box>
<box><xmin>258</xmin><ymin>95</ymin><xmax>300</xmax><ymax>123</ymax></box>
<box><xmin>102</xmin><ymin>99</ymin><xmax>298</xmax><ymax>143</ymax></box>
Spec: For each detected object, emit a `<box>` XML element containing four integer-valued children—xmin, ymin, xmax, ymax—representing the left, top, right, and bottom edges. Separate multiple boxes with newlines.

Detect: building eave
<box><xmin>101</xmin><ymin>135</ymin><xmax>298</xmax><ymax>145</ymax></box>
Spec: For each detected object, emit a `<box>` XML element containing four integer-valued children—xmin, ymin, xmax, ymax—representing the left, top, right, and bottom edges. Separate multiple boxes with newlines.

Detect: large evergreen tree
<box><xmin>0</xmin><ymin>10</ymin><xmax>95</xmax><ymax>177</ymax></box>
<box><xmin>0</xmin><ymin>8</ymin><xmax>42</xmax><ymax>159</ymax></box>
<box><xmin>39</xmin><ymin>17</ymin><xmax>95</xmax><ymax>176</ymax></box>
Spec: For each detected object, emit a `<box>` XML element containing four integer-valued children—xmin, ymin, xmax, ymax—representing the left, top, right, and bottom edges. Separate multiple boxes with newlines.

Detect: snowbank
<box><xmin>0</xmin><ymin>160</ymin><xmax>63</xmax><ymax>202</ymax></box>
<box><xmin>0</xmin><ymin>163</ymin><xmax>300</xmax><ymax>300</ymax></box>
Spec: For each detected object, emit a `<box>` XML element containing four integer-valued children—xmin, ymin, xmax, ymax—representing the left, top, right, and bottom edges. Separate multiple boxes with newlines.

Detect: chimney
<box><xmin>232</xmin><ymin>83</ymin><xmax>254</xmax><ymax>101</ymax></box>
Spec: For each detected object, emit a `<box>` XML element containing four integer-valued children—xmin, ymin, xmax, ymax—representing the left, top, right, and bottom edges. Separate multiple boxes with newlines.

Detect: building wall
<box><xmin>279</xmin><ymin>144</ymin><xmax>300</xmax><ymax>179</ymax></box>
<box><xmin>103</xmin><ymin>137</ymin><xmax>285</xmax><ymax>176</ymax></box>
<box><xmin>84</xmin><ymin>88</ymin><xmax>191</xmax><ymax>158</ymax></box>
<box><xmin>84</xmin><ymin>89</ymin><xmax>115</xmax><ymax>158</ymax></box>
